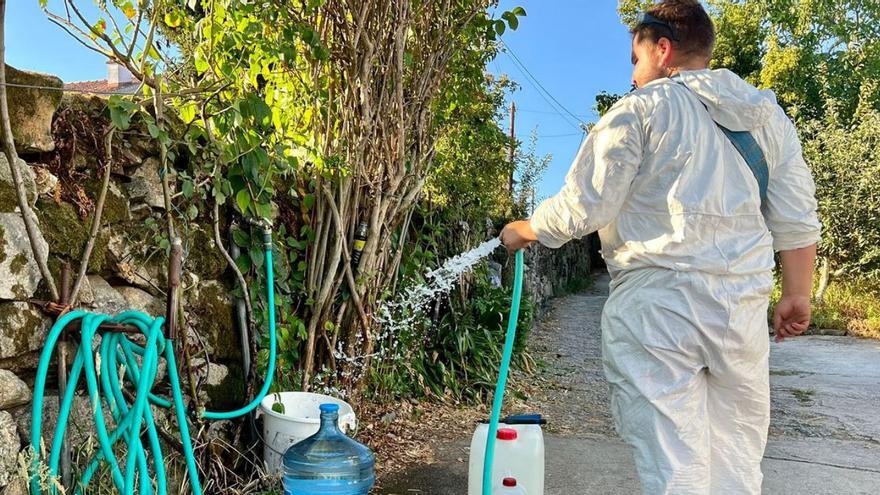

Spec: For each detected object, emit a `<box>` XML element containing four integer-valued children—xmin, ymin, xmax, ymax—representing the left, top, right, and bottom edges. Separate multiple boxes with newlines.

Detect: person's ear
<box><xmin>656</xmin><ymin>37</ymin><xmax>674</xmax><ymax>67</ymax></box>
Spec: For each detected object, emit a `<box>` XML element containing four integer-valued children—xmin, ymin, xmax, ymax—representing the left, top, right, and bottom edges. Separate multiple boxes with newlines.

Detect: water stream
<box><xmin>333</xmin><ymin>237</ymin><xmax>503</xmax><ymax>376</ymax></box>
<box><xmin>375</xmin><ymin>237</ymin><xmax>502</xmax><ymax>334</ymax></box>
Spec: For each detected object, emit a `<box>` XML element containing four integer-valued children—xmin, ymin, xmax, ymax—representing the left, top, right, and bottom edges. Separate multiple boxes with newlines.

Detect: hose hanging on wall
<box><xmin>28</xmin><ymin>225</ymin><xmax>277</xmax><ymax>495</ymax></box>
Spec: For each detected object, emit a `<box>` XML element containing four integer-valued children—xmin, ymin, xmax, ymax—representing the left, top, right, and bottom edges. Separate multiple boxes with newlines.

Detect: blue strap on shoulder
<box><xmin>673</xmin><ymin>79</ymin><xmax>769</xmax><ymax>204</ymax></box>
<box><xmin>716</xmin><ymin>124</ymin><xmax>769</xmax><ymax>203</ymax></box>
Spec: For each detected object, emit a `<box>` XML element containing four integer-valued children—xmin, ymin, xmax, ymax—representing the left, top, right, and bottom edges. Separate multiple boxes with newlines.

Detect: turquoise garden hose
<box><xmin>482</xmin><ymin>249</ymin><xmax>525</xmax><ymax>495</ymax></box>
<box><xmin>29</xmin><ymin>228</ymin><xmax>277</xmax><ymax>495</ymax></box>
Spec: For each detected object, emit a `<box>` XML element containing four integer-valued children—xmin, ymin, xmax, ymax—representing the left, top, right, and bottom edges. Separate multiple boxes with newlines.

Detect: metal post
<box><xmin>508</xmin><ymin>101</ymin><xmax>516</xmax><ymax>195</ymax></box>
<box><xmin>166</xmin><ymin>238</ymin><xmax>182</xmax><ymax>341</ymax></box>
<box><xmin>58</xmin><ymin>264</ymin><xmax>72</xmax><ymax>490</ymax></box>
<box><xmin>229</xmin><ymin>228</ymin><xmax>256</xmax><ymax>441</ymax></box>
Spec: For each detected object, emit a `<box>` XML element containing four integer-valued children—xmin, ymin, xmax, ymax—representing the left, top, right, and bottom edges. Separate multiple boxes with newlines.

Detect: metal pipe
<box><xmin>58</xmin><ymin>264</ymin><xmax>72</xmax><ymax>490</ymax></box>
<box><xmin>166</xmin><ymin>238</ymin><xmax>183</xmax><ymax>341</ymax></box>
<box><xmin>229</xmin><ymin>223</ymin><xmax>254</xmax><ymax>441</ymax></box>
<box><xmin>229</xmin><ymin>231</ymin><xmax>252</xmax><ymax>381</ymax></box>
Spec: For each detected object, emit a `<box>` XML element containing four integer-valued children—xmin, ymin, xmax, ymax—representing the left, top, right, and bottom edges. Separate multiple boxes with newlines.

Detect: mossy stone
<box><xmin>83</xmin><ymin>179</ymin><xmax>131</xmax><ymax>225</ymax></box>
<box><xmin>0</xmin><ymin>182</ymin><xmax>18</xmax><ymax>213</ymax></box>
<box><xmin>189</xmin><ymin>282</ymin><xmax>239</xmax><ymax>361</ymax></box>
<box><xmin>186</xmin><ymin>226</ymin><xmax>226</xmax><ymax>280</ymax></box>
<box><xmin>0</xmin><ymin>301</ymin><xmax>48</xmax><ymax>359</ymax></box>
<box><xmin>5</xmin><ymin>64</ymin><xmax>63</xmax><ymax>153</ymax></box>
<box><xmin>203</xmin><ymin>363</ymin><xmax>245</xmax><ymax>411</ymax></box>
<box><xmin>35</xmin><ymin>198</ymin><xmax>109</xmax><ymax>273</ymax></box>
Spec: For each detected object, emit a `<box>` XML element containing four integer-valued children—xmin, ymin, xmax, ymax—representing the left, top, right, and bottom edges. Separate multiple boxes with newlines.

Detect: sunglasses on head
<box><xmin>635</xmin><ymin>12</ymin><xmax>680</xmax><ymax>42</ymax></box>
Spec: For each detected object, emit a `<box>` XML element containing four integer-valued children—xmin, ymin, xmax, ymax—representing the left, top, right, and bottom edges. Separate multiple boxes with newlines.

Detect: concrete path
<box><xmin>379</xmin><ymin>272</ymin><xmax>880</xmax><ymax>494</ymax></box>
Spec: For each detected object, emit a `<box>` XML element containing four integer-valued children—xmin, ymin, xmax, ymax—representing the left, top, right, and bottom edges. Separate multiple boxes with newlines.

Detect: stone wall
<box><xmin>0</xmin><ymin>66</ymin><xmax>240</xmax><ymax>493</ymax></box>
<box><xmin>524</xmin><ymin>235</ymin><xmax>597</xmax><ymax>312</ymax></box>
<box><xmin>493</xmin><ymin>233</ymin><xmax>599</xmax><ymax>317</ymax></box>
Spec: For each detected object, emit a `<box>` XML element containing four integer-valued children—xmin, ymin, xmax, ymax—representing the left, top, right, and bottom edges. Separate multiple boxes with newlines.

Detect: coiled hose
<box><xmin>29</xmin><ymin>228</ymin><xmax>277</xmax><ymax>495</ymax></box>
<box><xmin>482</xmin><ymin>249</ymin><xmax>525</xmax><ymax>495</ymax></box>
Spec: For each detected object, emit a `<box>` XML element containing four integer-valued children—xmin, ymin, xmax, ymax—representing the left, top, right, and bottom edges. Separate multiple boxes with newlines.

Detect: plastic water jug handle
<box><xmin>501</xmin><ymin>414</ymin><xmax>546</xmax><ymax>425</ymax></box>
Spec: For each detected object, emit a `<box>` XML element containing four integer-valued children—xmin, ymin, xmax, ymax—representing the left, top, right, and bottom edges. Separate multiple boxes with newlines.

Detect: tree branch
<box><xmin>69</xmin><ymin>126</ymin><xmax>115</xmax><ymax>304</ymax></box>
<box><xmin>321</xmin><ymin>185</ymin><xmax>370</xmax><ymax>332</ymax></box>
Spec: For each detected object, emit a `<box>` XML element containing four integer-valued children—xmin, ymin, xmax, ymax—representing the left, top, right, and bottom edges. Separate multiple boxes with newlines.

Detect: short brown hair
<box><xmin>631</xmin><ymin>0</ymin><xmax>715</xmax><ymax>60</ymax></box>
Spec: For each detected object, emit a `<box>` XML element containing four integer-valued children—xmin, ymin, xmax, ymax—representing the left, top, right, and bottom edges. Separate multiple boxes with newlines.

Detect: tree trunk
<box><xmin>815</xmin><ymin>256</ymin><xmax>831</xmax><ymax>304</ymax></box>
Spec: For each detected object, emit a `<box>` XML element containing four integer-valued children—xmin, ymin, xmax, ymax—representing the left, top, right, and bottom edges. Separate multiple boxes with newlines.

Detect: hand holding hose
<box><xmin>500</xmin><ymin>220</ymin><xmax>537</xmax><ymax>254</ymax></box>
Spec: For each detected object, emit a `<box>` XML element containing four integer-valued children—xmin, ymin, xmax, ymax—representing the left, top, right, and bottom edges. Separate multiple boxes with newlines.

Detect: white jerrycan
<box><xmin>494</xmin><ymin>477</ymin><xmax>528</xmax><ymax>494</ymax></box>
<box><xmin>468</xmin><ymin>414</ymin><xmax>545</xmax><ymax>495</ymax></box>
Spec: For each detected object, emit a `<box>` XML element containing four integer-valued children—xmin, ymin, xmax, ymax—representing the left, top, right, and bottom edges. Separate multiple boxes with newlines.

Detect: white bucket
<box><xmin>257</xmin><ymin>391</ymin><xmax>358</xmax><ymax>473</ymax></box>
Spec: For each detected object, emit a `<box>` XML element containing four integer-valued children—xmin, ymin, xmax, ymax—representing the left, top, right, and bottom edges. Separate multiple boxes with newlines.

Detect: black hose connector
<box><xmin>262</xmin><ymin>226</ymin><xmax>273</xmax><ymax>250</ymax></box>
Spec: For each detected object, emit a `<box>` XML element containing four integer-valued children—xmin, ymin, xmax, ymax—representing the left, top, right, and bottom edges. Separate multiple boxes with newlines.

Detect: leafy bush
<box><xmin>803</xmin><ymin>108</ymin><xmax>880</xmax><ymax>280</ymax></box>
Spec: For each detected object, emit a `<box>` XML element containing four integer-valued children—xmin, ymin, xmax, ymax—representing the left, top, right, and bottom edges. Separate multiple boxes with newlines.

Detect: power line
<box><xmin>517</xmin><ymin>107</ymin><xmax>591</xmax><ymax>118</ymax></box>
<box><xmin>537</xmin><ymin>132</ymin><xmax>582</xmax><ymax>138</ymax></box>
<box><xmin>497</xmin><ymin>47</ymin><xmax>581</xmax><ymax>129</ymax></box>
<box><xmin>499</xmin><ymin>39</ymin><xmax>588</xmax><ymax>131</ymax></box>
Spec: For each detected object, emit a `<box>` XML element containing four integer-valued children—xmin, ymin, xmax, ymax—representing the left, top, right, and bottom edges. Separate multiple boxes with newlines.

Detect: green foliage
<box><xmin>514</xmin><ymin>130</ymin><xmax>551</xmax><ymax>215</ymax></box>
<box><xmin>708</xmin><ymin>0</ymin><xmax>765</xmax><ymax>83</ymax></box>
<box><xmin>803</xmin><ymin>107</ymin><xmax>880</xmax><ymax>279</ymax></box>
<box><xmin>709</xmin><ymin>0</ymin><xmax>880</xmax><ymax>123</ymax></box>
<box><xmin>428</xmin><ymin>68</ymin><xmax>515</xmax><ymax>221</ymax></box>
<box><xmin>594</xmin><ymin>91</ymin><xmax>623</xmax><ymax>118</ymax></box>
<box><xmin>45</xmin><ymin>0</ymin><xmax>538</xmax><ymax>401</ymax></box>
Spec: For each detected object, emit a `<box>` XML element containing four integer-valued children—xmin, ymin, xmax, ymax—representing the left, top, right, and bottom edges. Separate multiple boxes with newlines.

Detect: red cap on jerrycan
<box><xmin>503</xmin><ymin>478</ymin><xmax>517</xmax><ymax>487</ymax></box>
<box><xmin>496</xmin><ymin>428</ymin><xmax>517</xmax><ymax>440</ymax></box>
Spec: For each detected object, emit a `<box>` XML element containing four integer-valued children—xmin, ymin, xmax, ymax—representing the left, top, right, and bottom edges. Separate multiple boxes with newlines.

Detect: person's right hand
<box><xmin>500</xmin><ymin>220</ymin><xmax>537</xmax><ymax>254</ymax></box>
<box><xmin>773</xmin><ymin>294</ymin><xmax>812</xmax><ymax>342</ymax></box>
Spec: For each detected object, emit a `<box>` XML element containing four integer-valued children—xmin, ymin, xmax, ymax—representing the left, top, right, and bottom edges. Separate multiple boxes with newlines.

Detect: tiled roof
<box><xmin>63</xmin><ymin>79</ymin><xmax>142</xmax><ymax>95</ymax></box>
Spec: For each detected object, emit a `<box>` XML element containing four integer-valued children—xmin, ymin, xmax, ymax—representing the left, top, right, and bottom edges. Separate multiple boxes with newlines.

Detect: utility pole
<box><xmin>508</xmin><ymin>101</ymin><xmax>516</xmax><ymax>195</ymax></box>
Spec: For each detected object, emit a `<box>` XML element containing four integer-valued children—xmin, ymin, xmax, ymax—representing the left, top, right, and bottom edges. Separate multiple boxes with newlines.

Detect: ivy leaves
<box><xmin>108</xmin><ymin>95</ymin><xmax>137</xmax><ymax>130</ymax></box>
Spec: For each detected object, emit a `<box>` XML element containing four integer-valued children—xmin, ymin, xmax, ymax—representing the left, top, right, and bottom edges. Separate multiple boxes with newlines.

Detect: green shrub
<box><xmin>803</xmin><ymin>109</ymin><xmax>880</xmax><ymax>281</ymax></box>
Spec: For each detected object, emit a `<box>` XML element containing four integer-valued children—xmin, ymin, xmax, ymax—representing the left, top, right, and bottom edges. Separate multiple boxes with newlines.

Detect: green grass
<box><xmin>770</xmin><ymin>274</ymin><xmax>880</xmax><ymax>340</ymax></box>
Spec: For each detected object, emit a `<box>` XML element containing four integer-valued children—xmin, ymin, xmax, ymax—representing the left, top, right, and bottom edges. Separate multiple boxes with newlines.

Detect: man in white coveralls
<box><xmin>500</xmin><ymin>1</ymin><xmax>821</xmax><ymax>493</ymax></box>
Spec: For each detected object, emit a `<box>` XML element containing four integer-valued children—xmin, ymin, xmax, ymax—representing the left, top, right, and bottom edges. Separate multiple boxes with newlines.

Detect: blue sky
<box><xmin>7</xmin><ymin>1</ymin><xmax>109</xmax><ymax>83</ymax></box>
<box><xmin>8</xmin><ymin>1</ymin><xmax>634</xmax><ymax>199</ymax></box>
<box><xmin>492</xmin><ymin>1</ymin><xmax>634</xmax><ymax>198</ymax></box>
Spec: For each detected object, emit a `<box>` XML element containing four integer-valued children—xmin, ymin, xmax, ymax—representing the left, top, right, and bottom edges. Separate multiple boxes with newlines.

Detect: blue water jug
<box><xmin>281</xmin><ymin>403</ymin><xmax>375</xmax><ymax>494</ymax></box>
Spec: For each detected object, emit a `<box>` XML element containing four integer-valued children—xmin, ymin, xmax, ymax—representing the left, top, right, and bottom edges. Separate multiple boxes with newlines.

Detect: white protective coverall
<box><xmin>529</xmin><ymin>69</ymin><xmax>820</xmax><ymax>494</ymax></box>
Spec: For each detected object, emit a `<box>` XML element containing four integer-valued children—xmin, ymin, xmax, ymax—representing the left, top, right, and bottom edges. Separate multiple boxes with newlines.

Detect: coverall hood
<box><xmin>672</xmin><ymin>68</ymin><xmax>779</xmax><ymax>132</ymax></box>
